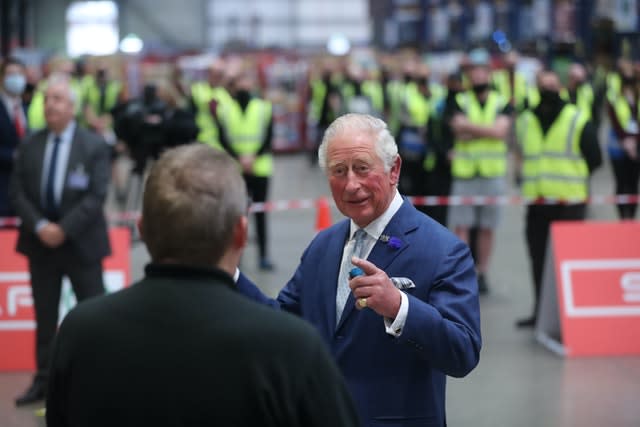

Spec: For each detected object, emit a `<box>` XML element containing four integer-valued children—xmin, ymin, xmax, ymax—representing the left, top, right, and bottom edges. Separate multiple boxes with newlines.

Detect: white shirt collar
<box><xmin>49</xmin><ymin>120</ymin><xmax>76</xmax><ymax>143</ymax></box>
<box><xmin>349</xmin><ymin>190</ymin><xmax>403</xmax><ymax>240</ymax></box>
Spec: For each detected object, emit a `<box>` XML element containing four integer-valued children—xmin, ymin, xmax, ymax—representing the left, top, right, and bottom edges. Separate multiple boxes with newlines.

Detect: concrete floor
<box><xmin>2</xmin><ymin>152</ymin><xmax>639</xmax><ymax>426</ymax></box>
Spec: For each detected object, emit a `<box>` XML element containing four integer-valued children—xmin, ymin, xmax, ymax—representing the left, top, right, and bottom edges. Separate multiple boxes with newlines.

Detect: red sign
<box><xmin>0</xmin><ymin>228</ymin><xmax>130</xmax><ymax>371</ymax></box>
<box><xmin>549</xmin><ymin>221</ymin><xmax>640</xmax><ymax>357</ymax></box>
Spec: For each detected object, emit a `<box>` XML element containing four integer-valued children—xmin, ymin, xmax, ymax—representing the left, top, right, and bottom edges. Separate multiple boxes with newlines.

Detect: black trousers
<box><xmin>420</xmin><ymin>169</ymin><xmax>452</xmax><ymax>227</ymax></box>
<box><xmin>244</xmin><ymin>174</ymin><xmax>270</xmax><ymax>260</ymax></box>
<box><xmin>611</xmin><ymin>156</ymin><xmax>640</xmax><ymax>219</ymax></box>
<box><xmin>525</xmin><ymin>204</ymin><xmax>586</xmax><ymax>318</ymax></box>
<box><xmin>28</xmin><ymin>246</ymin><xmax>105</xmax><ymax>383</ymax></box>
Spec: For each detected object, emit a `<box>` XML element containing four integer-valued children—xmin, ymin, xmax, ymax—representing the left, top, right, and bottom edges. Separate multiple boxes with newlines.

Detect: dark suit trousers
<box><xmin>525</xmin><ymin>204</ymin><xmax>585</xmax><ymax>317</ymax></box>
<box><xmin>243</xmin><ymin>174</ymin><xmax>269</xmax><ymax>260</ymax></box>
<box><xmin>28</xmin><ymin>245</ymin><xmax>105</xmax><ymax>382</ymax></box>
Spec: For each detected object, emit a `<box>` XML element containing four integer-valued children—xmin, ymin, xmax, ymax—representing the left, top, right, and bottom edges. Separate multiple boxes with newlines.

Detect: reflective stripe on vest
<box><xmin>518</xmin><ymin>104</ymin><xmax>589</xmax><ymax>200</ymax></box>
<box><xmin>223</xmin><ymin>98</ymin><xmax>273</xmax><ymax>177</ymax></box>
<box><xmin>452</xmin><ymin>91</ymin><xmax>507</xmax><ymax>178</ymax></box>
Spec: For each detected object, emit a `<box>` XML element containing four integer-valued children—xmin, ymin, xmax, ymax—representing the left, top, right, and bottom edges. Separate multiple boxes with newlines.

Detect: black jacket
<box><xmin>46</xmin><ymin>264</ymin><xmax>359</xmax><ymax>427</ymax></box>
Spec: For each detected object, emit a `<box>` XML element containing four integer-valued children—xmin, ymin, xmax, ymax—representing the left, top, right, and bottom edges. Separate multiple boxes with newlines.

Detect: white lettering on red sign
<box><xmin>622</xmin><ymin>272</ymin><xmax>640</xmax><ymax>303</ymax></box>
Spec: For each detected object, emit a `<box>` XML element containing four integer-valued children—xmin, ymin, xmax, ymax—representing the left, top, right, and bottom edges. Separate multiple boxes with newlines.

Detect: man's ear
<box><xmin>389</xmin><ymin>155</ymin><xmax>402</xmax><ymax>187</ymax></box>
<box><xmin>233</xmin><ymin>215</ymin><xmax>249</xmax><ymax>250</ymax></box>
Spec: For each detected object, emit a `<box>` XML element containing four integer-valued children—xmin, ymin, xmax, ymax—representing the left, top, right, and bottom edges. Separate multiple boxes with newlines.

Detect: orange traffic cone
<box><xmin>315</xmin><ymin>196</ymin><xmax>332</xmax><ymax>232</ymax></box>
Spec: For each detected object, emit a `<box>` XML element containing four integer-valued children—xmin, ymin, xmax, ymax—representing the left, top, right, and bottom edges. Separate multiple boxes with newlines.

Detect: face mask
<box><xmin>538</xmin><ymin>90</ymin><xmax>562</xmax><ymax>109</ymax></box>
<box><xmin>235</xmin><ymin>89</ymin><xmax>252</xmax><ymax>104</ymax></box>
<box><xmin>4</xmin><ymin>74</ymin><xmax>26</xmax><ymax>95</ymax></box>
<box><xmin>471</xmin><ymin>83</ymin><xmax>489</xmax><ymax>94</ymax></box>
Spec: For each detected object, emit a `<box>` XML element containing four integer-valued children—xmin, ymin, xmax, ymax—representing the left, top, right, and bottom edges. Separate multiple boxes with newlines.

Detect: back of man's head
<box><xmin>141</xmin><ymin>144</ymin><xmax>247</xmax><ymax>267</ymax></box>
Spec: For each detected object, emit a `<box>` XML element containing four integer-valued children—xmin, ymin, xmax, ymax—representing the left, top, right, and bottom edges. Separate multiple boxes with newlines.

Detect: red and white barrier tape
<box><xmin>1</xmin><ymin>194</ymin><xmax>639</xmax><ymax>227</ymax></box>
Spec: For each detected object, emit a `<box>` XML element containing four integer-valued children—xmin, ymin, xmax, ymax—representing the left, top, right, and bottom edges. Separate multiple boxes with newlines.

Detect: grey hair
<box><xmin>47</xmin><ymin>72</ymin><xmax>78</xmax><ymax>106</ymax></box>
<box><xmin>318</xmin><ymin>113</ymin><xmax>398</xmax><ymax>173</ymax></box>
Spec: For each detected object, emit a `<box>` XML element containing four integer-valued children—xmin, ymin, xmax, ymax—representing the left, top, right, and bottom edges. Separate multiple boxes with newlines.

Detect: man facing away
<box><xmin>238</xmin><ymin>113</ymin><xmax>481</xmax><ymax>427</ymax></box>
<box><xmin>45</xmin><ymin>144</ymin><xmax>359</xmax><ymax>427</ymax></box>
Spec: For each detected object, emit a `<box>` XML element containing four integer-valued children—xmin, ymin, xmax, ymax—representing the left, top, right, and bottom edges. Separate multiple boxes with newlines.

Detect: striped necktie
<box><xmin>336</xmin><ymin>228</ymin><xmax>367</xmax><ymax>324</ymax></box>
<box><xmin>44</xmin><ymin>136</ymin><xmax>61</xmax><ymax>220</ymax></box>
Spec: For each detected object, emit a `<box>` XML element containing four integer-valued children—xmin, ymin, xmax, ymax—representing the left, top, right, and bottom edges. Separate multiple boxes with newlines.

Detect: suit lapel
<box><xmin>31</xmin><ymin>132</ymin><xmax>49</xmax><ymax>201</ymax></box>
<box><xmin>324</xmin><ymin>221</ymin><xmax>350</xmax><ymax>335</ymax></box>
<box><xmin>336</xmin><ymin>200</ymin><xmax>420</xmax><ymax>331</ymax></box>
<box><xmin>60</xmin><ymin>128</ymin><xmax>82</xmax><ymax>209</ymax></box>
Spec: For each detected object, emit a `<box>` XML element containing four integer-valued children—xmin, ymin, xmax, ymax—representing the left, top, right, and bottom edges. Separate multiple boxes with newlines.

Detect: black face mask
<box><xmin>472</xmin><ymin>83</ymin><xmax>490</xmax><ymax>94</ymax></box>
<box><xmin>322</xmin><ymin>72</ymin><xmax>332</xmax><ymax>83</ymax></box>
<box><xmin>381</xmin><ymin>70</ymin><xmax>390</xmax><ymax>85</ymax></box>
<box><xmin>622</xmin><ymin>76</ymin><xmax>637</xmax><ymax>86</ymax></box>
<box><xmin>403</xmin><ymin>74</ymin><xmax>413</xmax><ymax>83</ymax></box>
<box><xmin>538</xmin><ymin>90</ymin><xmax>562</xmax><ymax>110</ymax></box>
<box><xmin>235</xmin><ymin>89</ymin><xmax>252</xmax><ymax>105</ymax></box>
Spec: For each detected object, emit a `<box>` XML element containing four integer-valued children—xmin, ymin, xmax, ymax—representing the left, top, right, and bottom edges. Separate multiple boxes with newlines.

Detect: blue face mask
<box><xmin>4</xmin><ymin>74</ymin><xmax>27</xmax><ymax>95</ymax></box>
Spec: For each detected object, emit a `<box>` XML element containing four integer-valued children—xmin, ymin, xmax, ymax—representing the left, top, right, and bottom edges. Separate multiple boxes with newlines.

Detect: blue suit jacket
<box><xmin>238</xmin><ymin>199</ymin><xmax>481</xmax><ymax>427</ymax></box>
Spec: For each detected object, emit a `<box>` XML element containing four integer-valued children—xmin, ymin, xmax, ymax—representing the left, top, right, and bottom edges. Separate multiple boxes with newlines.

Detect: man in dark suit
<box><xmin>45</xmin><ymin>144</ymin><xmax>359</xmax><ymax>427</ymax></box>
<box><xmin>0</xmin><ymin>57</ymin><xmax>28</xmax><ymax>218</ymax></box>
<box><xmin>238</xmin><ymin>113</ymin><xmax>482</xmax><ymax>426</ymax></box>
<box><xmin>9</xmin><ymin>73</ymin><xmax>110</xmax><ymax>405</ymax></box>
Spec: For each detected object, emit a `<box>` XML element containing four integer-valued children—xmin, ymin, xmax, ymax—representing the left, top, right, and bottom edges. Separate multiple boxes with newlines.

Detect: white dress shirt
<box><xmin>340</xmin><ymin>190</ymin><xmax>409</xmax><ymax>337</ymax></box>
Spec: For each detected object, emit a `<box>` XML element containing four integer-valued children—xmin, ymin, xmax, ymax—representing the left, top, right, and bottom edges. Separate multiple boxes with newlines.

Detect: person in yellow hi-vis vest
<box><xmin>562</xmin><ymin>63</ymin><xmax>597</xmax><ymax>124</ymax></box>
<box><xmin>449</xmin><ymin>64</ymin><xmax>513</xmax><ymax>294</ymax></box>
<box><xmin>83</xmin><ymin>66</ymin><xmax>123</xmax><ymax>147</ymax></box>
<box><xmin>396</xmin><ymin>63</ymin><xmax>438</xmax><ymax>198</ymax></box>
<box><xmin>605</xmin><ymin>59</ymin><xmax>640</xmax><ymax>220</ymax></box>
<box><xmin>189</xmin><ymin>59</ymin><xmax>231</xmax><ymax>150</ymax></box>
<box><xmin>492</xmin><ymin>51</ymin><xmax>529</xmax><ymax>112</ymax></box>
<box><xmin>218</xmin><ymin>72</ymin><xmax>275</xmax><ymax>271</ymax></box>
<box><xmin>515</xmin><ymin>70</ymin><xmax>601</xmax><ymax>328</ymax></box>
<box><xmin>307</xmin><ymin>60</ymin><xmax>341</xmax><ymax>166</ymax></box>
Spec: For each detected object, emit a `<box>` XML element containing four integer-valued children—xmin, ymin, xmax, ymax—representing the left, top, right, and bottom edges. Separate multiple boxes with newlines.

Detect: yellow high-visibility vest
<box><xmin>191</xmin><ymin>82</ymin><xmax>231</xmax><ymax>149</ymax></box>
<box><xmin>560</xmin><ymin>83</ymin><xmax>594</xmax><ymax>120</ymax></box>
<box><xmin>492</xmin><ymin>69</ymin><xmax>528</xmax><ymax>110</ymax></box>
<box><xmin>517</xmin><ymin>104</ymin><xmax>589</xmax><ymax>201</ymax></box>
<box><xmin>452</xmin><ymin>90</ymin><xmax>508</xmax><ymax>178</ymax></box>
<box><xmin>84</xmin><ymin>80</ymin><xmax>122</xmax><ymax>116</ymax></box>
<box><xmin>221</xmin><ymin>97</ymin><xmax>273</xmax><ymax>177</ymax></box>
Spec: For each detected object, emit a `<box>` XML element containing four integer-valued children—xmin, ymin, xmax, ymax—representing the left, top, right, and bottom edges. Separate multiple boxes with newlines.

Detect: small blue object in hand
<box><xmin>349</xmin><ymin>267</ymin><xmax>364</xmax><ymax>279</ymax></box>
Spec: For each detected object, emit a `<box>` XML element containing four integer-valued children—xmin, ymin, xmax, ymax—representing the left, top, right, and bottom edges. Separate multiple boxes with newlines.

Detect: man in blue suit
<box><xmin>238</xmin><ymin>113</ymin><xmax>481</xmax><ymax>426</ymax></box>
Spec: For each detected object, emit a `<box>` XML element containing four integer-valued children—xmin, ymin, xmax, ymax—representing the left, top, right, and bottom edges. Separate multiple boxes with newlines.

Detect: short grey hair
<box><xmin>318</xmin><ymin>113</ymin><xmax>398</xmax><ymax>173</ymax></box>
<box><xmin>141</xmin><ymin>144</ymin><xmax>247</xmax><ymax>266</ymax></box>
<box><xmin>47</xmin><ymin>72</ymin><xmax>78</xmax><ymax>106</ymax></box>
